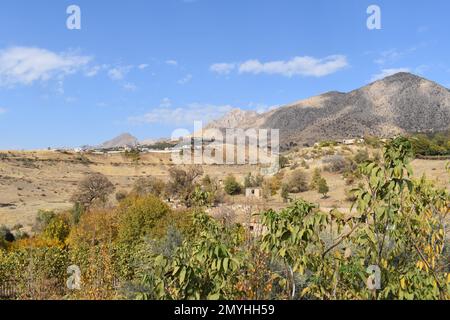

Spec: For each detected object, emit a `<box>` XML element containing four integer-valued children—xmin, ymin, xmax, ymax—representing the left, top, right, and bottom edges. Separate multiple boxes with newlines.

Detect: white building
<box><xmin>245</xmin><ymin>188</ymin><xmax>262</xmax><ymax>198</ymax></box>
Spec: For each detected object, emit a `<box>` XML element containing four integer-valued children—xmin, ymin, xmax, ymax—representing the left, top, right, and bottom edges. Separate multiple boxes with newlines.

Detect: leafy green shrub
<box><xmin>310</xmin><ymin>168</ymin><xmax>322</xmax><ymax>191</ymax></box>
<box><xmin>410</xmin><ymin>131</ymin><xmax>450</xmax><ymax>156</ymax></box>
<box><xmin>0</xmin><ymin>246</ymin><xmax>70</xmax><ymax>299</ymax></box>
<box><xmin>139</xmin><ymin>211</ymin><xmax>245</xmax><ymax>300</ymax></box>
<box><xmin>117</xmin><ymin>195</ymin><xmax>171</xmax><ymax>244</ymax></box>
<box><xmin>317</xmin><ymin>178</ymin><xmax>329</xmax><ymax>198</ymax></box>
<box><xmin>224</xmin><ymin>175</ymin><xmax>242</xmax><ymax>195</ymax></box>
<box><xmin>42</xmin><ymin>216</ymin><xmax>71</xmax><ymax>244</ymax></box>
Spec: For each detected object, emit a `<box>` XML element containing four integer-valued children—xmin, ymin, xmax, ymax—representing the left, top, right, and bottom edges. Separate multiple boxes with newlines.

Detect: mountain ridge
<box><xmin>206</xmin><ymin>72</ymin><xmax>450</xmax><ymax>147</ymax></box>
<box><xmin>100</xmin><ymin>133</ymin><xmax>138</xmax><ymax>149</ymax></box>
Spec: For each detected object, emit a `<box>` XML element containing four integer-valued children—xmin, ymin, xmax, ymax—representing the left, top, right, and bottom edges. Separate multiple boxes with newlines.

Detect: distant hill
<box><xmin>205</xmin><ymin>72</ymin><xmax>450</xmax><ymax>147</ymax></box>
<box><xmin>100</xmin><ymin>133</ymin><xmax>138</xmax><ymax>149</ymax></box>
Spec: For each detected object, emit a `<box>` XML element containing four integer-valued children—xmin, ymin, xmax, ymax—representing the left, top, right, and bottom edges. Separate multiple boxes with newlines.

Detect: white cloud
<box><xmin>374</xmin><ymin>48</ymin><xmax>419</xmax><ymax>66</ymax></box>
<box><xmin>0</xmin><ymin>107</ymin><xmax>7</xmax><ymax>114</ymax></box>
<box><xmin>108</xmin><ymin>65</ymin><xmax>133</xmax><ymax>80</ymax></box>
<box><xmin>238</xmin><ymin>55</ymin><xmax>348</xmax><ymax>77</ymax></box>
<box><xmin>178</xmin><ymin>74</ymin><xmax>192</xmax><ymax>85</ymax></box>
<box><xmin>138</xmin><ymin>64</ymin><xmax>149</xmax><ymax>70</ymax></box>
<box><xmin>56</xmin><ymin>80</ymin><xmax>65</xmax><ymax>95</ymax></box>
<box><xmin>85</xmin><ymin>64</ymin><xmax>105</xmax><ymax>77</ymax></box>
<box><xmin>370</xmin><ymin>68</ymin><xmax>410</xmax><ymax>82</ymax></box>
<box><xmin>0</xmin><ymin>46</ymin><xmax>91</xmax><ymax>86</ymax></box>
<box><xmin>210</xmin><ymin>63</ymin><xmax>236</xmax><ymax>75</ymax></box>
<box><xmin>160</xmin><ymin>98</ymin><xmax>172</xmax><ymax>108</ymax></box>
<box><xmin>374</xmin><ymin>49</ymin><xmax>403</xmax><ymax>65</ymax></box>
<box><xmin>166</xmin><ymin>60</ymin><xmax>178</xmax><ymax>66</ymax></box>
<box><xmin>129</xmin><ymin>101</ymin><xmax>233</xmax><ymax>126</ymax></box>
<box><xmin>247</xmin><ymin>102</ymin><xmax>280</xmax><ymax>114</ymax></box>
<box><xmin>374</xmin><ymin>45</ymin><xmax>426</xmax><ymax>66</ymax></box>
<box><xmin>123</xmin><ymin>82</ymin><xmax>137</xmax><ymax>91</ymax></box>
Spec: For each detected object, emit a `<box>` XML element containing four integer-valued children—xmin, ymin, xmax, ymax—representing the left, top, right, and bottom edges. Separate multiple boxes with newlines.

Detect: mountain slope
<box><xmin>100</xmin><ymin>133</ymin><xmax>138</xmax><ymax>149</ymax></box>
<box><xmin>206</xmin><ymin>73</ymin><xmax>450</xmax><ymax>146</ymax></box>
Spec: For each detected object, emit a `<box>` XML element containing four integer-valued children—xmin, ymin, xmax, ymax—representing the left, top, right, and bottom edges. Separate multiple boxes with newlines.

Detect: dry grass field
<box><xmin>1</xmin><ymin>146</ymin><xmax>449</xmax><ymax>233</ymax></box>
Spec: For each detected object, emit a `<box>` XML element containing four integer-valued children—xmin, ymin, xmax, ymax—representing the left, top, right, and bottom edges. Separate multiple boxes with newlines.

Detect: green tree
<box><xmin>309</xmin><ymin>168</ymin><xmax>322</xmax><ymax>191</ymax></box>
<box><xmin>191</xmin><ymin>187</ymin><xmax>211</xmax><ymax>207</ymax></box>
<box><xmin>259</xmin><ymin>137</ymin><xmax>450</xmax><ymax>300</ymax></box>
<box><xmin>116</xmin><ymin>195</ymin><xmax>171</xmax><ymax>244</ymax></box>
<box><xmin>139</xmin><ymin>211</ymin><xmax>245</xmax><ymax>300</ymax></box>
<box><xmin>224</xmin><ymin>175</ymin><xmax>242</xmax><ymax>195</ymax></box>
<box><xmin>42</xmin><ymin>217</ymin><xmax>71</xmax><ymax>244</ymax></box>
<box><xmin>317</xmin><ymin>178</ymin><xmax>329</xmax><ymax>198</ymax></box>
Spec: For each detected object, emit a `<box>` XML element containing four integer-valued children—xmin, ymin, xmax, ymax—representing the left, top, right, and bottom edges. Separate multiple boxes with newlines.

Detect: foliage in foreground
<box><xmin>0</xmin><ymin>137</ymin><xmax>449</xmax><ymax>300</ymax></box>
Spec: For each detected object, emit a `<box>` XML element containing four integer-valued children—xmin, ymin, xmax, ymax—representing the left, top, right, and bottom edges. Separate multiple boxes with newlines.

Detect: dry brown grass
<box><xmin>0</xmin><ymin>147</ymin><xmax>448</xmax><ymax>232</ymax></box>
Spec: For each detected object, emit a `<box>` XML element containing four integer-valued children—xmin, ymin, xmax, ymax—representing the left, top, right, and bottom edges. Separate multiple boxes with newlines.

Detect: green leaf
<box><xmin>208</xmin><ymin>293</ymin><xmax>220</xmax><ymax>300</ymax></box>
<box><xmin>179</xmin><ymin>267</ymin><xmax>187</xmax><ymax>284</ymax></box>
<box><xmin>223</xmin><ymin>258</ymin><xmax>229</xmax><ymax>273</ymax></box>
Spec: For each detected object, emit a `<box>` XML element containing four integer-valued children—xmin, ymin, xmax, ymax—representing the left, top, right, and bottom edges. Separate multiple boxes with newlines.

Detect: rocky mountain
<box><xmin>206</xmin><ymin>73</ymin><xmax>450</xmax><ymax>146</ymax></box>
<box><xmin>100</xmin><ymin>133</ymin><xmax>138</xmax><ymax>149</ymax></box>
<box><xmin>205</xmin><ymin>109</ymin><xmax>264</xmax><ymax>129</ymax></box>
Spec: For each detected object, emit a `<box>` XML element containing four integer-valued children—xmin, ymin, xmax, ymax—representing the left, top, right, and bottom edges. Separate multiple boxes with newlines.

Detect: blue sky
<box><xmin>0</xmin><ymin>0</ymin><xmax>449</xmax><ymax>149</ymax></box>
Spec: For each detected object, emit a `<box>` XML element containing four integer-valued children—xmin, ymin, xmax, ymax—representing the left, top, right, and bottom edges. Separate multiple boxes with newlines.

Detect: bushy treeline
<box><xmin>410</xmin><ymin>130</ymin><xmax>450</xmax><ymax>156</ymax></box>
<box><xmin>0</xmin><ymin>138</ymin><xmax>449</xmax><ymax>300</ymax></box>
